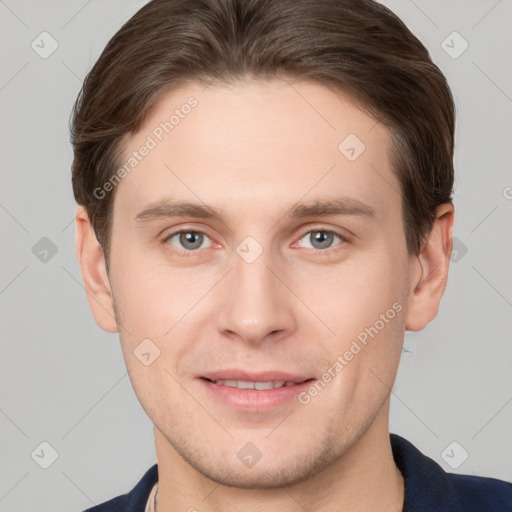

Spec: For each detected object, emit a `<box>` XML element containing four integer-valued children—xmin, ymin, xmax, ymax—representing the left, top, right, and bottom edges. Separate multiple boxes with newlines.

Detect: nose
<box><xmin>215</xmin><ymin>247</ymin><xmax>297</xmax><ymax>346</ymax></box>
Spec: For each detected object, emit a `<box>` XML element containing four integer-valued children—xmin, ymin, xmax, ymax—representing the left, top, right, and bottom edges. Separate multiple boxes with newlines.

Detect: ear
<box><xmin>75</xmin><ymin>205</ymin><xmax>118</xmax><ymax>333</ymax></box>
<box><xmin>406</xmin><ymin>203</ymin><xmax>454</xmax><ymax>332</ymax></box>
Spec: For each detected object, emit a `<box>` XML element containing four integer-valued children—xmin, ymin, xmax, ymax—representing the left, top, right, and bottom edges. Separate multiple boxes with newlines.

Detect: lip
<box><xmin>199</xmin><ymin>369</ymin><xmax>312</xmax><ymax>383</ymax></box>
<box><xmin>197</xmin><ymin>369</ymin><xmax>316</xmax><ymax>412</ymax></box>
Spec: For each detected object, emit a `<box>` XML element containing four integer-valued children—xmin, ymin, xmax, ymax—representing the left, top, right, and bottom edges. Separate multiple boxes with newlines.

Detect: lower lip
<box><xmin>198</xmin><ymin>378</ymin><xmax>316</xmax><ymax>412</ymax></box>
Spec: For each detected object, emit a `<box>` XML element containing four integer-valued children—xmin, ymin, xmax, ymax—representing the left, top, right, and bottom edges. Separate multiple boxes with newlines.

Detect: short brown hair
<box><xmin>71</xmin><ymin>0</ymin><xmax>455</xmax><ymax>267</ymax></box>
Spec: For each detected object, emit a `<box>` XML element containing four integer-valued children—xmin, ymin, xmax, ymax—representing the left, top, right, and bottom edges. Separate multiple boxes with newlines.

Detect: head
<box><xmin>72</xmin><ymin>0</ymin><xmax>455</xmax><ymax>488</ymax></box>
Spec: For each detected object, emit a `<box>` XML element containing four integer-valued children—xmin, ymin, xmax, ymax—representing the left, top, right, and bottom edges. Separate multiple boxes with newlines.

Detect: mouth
<box><xmin>197</xmin><ymin>371</ymin><xmax>316</xmax><ymax>412</ymax></box>
<box><xmin>201</xmin><ymin>378</ymin><xmax>310</xmax><ymax>390</ymax></box>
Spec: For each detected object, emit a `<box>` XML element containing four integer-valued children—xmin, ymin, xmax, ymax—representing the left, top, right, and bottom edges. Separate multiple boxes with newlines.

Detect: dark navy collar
<box><xmin>390</xmin><ymin>433</ymin><xmax>512</xmax><ymax>511</ymax></box>
<box><xmin>391</xmin><ymin>433</ymin><xmax>462</xmax><ymax>511</ymax></box>
<box><xmin>84</xmin><ymin>433</ymin><xmax>512</xmax><ymax>511</ymax></box>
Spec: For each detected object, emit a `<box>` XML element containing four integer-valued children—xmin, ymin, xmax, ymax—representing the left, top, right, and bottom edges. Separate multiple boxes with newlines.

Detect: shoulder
<box><xmin>449</xmin><ymin>472</ymin><xmax>512</xmax><ymax>510</ymax></box>
<box><xmin>81</xmin><ymin>464</ymin><xmax>158</xmax><ymax>512</ymax></box>
<box><xmin>390</xmin><ymin>433</ymin><xmax>512</xmax><ymax>511</ymax></box>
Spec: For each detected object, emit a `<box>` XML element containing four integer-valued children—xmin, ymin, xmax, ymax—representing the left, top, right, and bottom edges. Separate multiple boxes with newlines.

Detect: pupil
<box><xmin>312</xmin><ymin>231</ymin><xmax>332</xmax><ymax>249</ymax></box>
<box><xmin>181</xmin><ymin>232</ymin><xmax>202</xmax><ymax>249</ymax></box>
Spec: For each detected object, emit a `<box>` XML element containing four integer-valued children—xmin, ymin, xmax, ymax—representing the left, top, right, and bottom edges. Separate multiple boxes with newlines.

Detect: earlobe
<box><xmin>75</xmin><ymin>206</ymin><xmax>118</xmax><ymax>333</ymax></box>
<box><xmin>405</xmin><ymin>203</ymin><xmax>454</xmax><ymax>332</ymax></box>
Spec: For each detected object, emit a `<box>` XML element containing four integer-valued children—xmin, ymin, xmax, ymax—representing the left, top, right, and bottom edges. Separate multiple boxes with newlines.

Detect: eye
<box><xmin>163</xmin><ymin>227</ymin><xmax>347</xmax><ymax>256</ymax></box>
<box><xmin>164</xmin><ymin>230</ymin><xmax>212</xmax><ymax>253</ymax></box>
<box><xmin>297</xmin><ymin>229</ymin><xmax>345</xmax><ymax>251</ymax></box>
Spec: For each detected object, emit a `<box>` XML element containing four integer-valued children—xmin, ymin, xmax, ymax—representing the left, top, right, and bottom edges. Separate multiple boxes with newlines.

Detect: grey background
<box><xmin>0</xmin><ymin>0</ymin><xmax>511</xmax><ymax>510</ymax></box>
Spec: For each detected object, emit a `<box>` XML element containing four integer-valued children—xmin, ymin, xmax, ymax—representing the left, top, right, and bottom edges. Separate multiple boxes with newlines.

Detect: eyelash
<box><xmin>162</xmin><ymin>227</ymin><xmax>349</xmax><ymax>257</ymax></box>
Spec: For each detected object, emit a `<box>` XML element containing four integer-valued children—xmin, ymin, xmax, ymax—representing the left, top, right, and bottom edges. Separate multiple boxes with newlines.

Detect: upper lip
<box><xmin>199</xmin><ymin>370</ymin><xmax>313</xmax><ymax>384</ymax></box>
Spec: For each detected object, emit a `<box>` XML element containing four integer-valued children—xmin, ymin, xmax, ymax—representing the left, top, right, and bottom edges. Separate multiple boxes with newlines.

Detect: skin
<box><xmin>75</xmin><ymin>78</ymin><xmax>453</xmax><ymax>512</ymax></box>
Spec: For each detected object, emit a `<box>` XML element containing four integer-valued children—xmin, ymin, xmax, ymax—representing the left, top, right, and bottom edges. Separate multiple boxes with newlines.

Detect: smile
<box><xmin>205</xmin><ymin>379</ymin><xmax>298</xmax><ymax>390</ymax></box>
<box><xmin>198</xmin><ymin>374</ymin><xmax>316</xmax><ymax>412</ymax></box>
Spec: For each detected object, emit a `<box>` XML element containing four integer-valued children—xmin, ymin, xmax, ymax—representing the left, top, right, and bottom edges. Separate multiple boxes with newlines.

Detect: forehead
<box><xmin>113</xmin><ymin>79</ymin><xmax>399</xmax><ymax>223</ymax></box>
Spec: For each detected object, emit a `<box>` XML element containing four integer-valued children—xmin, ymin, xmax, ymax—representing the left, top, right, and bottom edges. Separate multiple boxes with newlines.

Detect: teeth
<box><xmin>213</xmin><ymin>380</ymin><xmax>293</xmax><ymax>389</ymax></box>
<box><xmin>255</xmin><ymin>381</ymin><xmax>282</xmax><ymax>390</ymax></box>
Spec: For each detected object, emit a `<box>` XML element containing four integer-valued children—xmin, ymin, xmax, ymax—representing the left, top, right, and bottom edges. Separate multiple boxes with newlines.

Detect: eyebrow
<box><xmin>134</xmin><ymin>196</ymin><xmax>376</xmax><ymax>224</ymax></box>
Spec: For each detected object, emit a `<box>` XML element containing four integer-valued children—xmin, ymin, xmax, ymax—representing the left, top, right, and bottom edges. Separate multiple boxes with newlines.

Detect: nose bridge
<box><xmin>216</xmin><ymin>242</ymin><xmax>295</xmax><ymax>343</ymax></box>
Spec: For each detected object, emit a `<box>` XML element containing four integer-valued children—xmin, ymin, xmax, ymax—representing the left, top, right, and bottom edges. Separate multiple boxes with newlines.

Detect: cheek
<box><xmin>109</xmin><ymin>254</ymin><xmax>193</xmax><ymax>337</ymax></box>
<box><xmin>301</xmin><ymin>248</ymin><xmax>408</xmax><ymax>395</ymax></box>
<box><xmin>304</xmin><ymin>250</ymin><xmax>406</xmax><ymax>329</ymax></box>
<box><xmin>110</xmin><ymin>259</ymin><xmax>213</xmax><ymax>385</ymax></box>
<box><xmin>119</xmin><ymin>346</ymin><xmax>174</xmax><ymax>423</ymax></box>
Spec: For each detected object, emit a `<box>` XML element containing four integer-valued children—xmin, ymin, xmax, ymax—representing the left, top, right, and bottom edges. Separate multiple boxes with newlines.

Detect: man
<box><xmin>71</xmin><ymin>0</ymin><xmax>512</xmax><ymax>510</ymax></box>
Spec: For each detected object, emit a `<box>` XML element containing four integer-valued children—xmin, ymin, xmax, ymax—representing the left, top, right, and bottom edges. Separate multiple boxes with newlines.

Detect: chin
<box><xmin>194</xmin><ymin>463</ymin><xmax>312</xmax><ymax>489</ymax></box>
<box><xmin>181</xmin><ymin>442</ymin><xmax>341</xmax><ymax>490</ymax></box>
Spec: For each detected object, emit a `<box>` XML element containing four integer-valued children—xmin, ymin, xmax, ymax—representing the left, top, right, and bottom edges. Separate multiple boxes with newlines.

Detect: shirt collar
<box><xmin>390</xmin><ymin>433</ymin><xmax>464</xmax><ymax>512</ymax></box>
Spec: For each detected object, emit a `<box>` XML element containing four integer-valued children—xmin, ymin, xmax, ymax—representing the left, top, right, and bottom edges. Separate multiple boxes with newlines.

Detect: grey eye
<box><xmin>299</xmin><ymin>230</ymin><xmax>342</xmax><ymax>250</ymax></box>
<box><xmin>169</xmin><ymin>231</ymin><xmax>209</xmax><ymax>251</ymax></box>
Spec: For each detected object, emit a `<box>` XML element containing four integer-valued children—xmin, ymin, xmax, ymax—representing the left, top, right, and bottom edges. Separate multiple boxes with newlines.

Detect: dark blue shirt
<box><xmin>83</xmin><ymin>433</ymin><xmax>512</xmax><ymax>511</ymax></box>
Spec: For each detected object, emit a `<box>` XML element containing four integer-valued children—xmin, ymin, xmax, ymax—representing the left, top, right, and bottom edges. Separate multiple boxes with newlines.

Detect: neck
<box><xmin>153</xmin><ymin>406</ymin><xmax>404</xmax><ymax>512</ymax></box>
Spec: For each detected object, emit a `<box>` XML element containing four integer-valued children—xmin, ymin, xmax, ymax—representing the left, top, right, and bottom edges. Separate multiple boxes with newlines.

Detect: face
<box><xmin>104</xmin><ymin>79</ymin><xmax>415</xmax><ymax>487</ymax></box>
